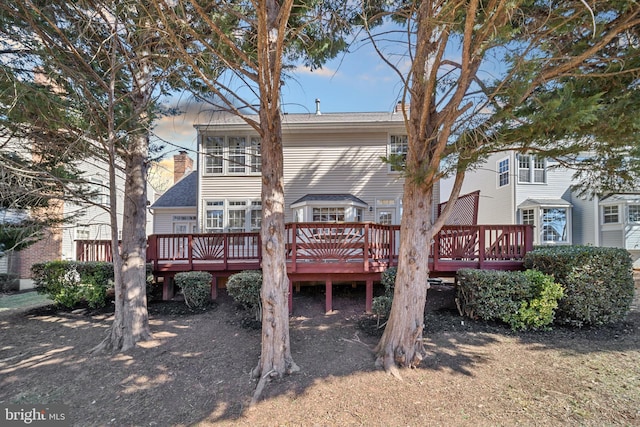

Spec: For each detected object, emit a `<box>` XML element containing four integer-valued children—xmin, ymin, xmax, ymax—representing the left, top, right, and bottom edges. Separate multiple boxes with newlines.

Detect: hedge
<box><xmin>523</xmin><ymin>245</ymin><xmax>635</xmax><ymax>327</ymax></box>
<box><xmin>457</xmin><ymin>268</ymin><xmax>564</xmax><ymax>331</ymax></box>
<box><xmin>32</xmin><ymin>261</ymin><xmax>114</xmax><ymax>308</ymax></box>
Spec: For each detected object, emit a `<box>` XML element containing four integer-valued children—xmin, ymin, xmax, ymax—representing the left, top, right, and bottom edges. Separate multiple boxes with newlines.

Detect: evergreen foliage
<box><xmin>226</xmin><ymin>270</ymin><xmax>263</xmax><ymax>321</ymax></box>
<box><xmin>524</xmin><ymin>246</ymin><xmax>635</xmax><ymax>327</ymax></box>
<box><xmin>174</xmin><ymin>271</ymin><xmax>212</xmax><ymax>309</ymax></box>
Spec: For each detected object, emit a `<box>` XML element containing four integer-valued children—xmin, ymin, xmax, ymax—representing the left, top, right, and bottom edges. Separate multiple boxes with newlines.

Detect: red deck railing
<box><xmin>76</xmin><ymin>223</ymin><xmax>533</xmax><ymax>312</ymax></box>
<box><xmin>77</xmin><ymin>223</ymin><xmax>533</xmax><ymax>275</ymax></box>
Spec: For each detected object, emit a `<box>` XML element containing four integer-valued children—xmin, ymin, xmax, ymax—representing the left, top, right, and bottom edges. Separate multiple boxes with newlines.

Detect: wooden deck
<box><xmin>78</xmin><ymin>223</ymin><xmax>533</xmax><ymax>313</ymax></box>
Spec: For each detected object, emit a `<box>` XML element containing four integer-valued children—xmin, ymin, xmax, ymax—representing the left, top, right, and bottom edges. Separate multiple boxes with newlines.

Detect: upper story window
<box><xmin>203</xmin><ymin>135</ymin><xmax>261</xmax><ymax>175</ymax></box>
<box><xmin>603</xmin><ymin>205</ymin><xmax>619</xmax><ymax>224</ymax></box>
<box><xmin>629</xmin><ymin>205</ymin><xmax>640</xmax><ymax>223</ymax></box>
<box><xmin>388</xmin><ymin>135</ymin><xmax>408</xmax><ymax>172</ymax></box>
<box><xmin>518</xmin><ymin>154</ymin><xmax>546</xmax><ymax>183</ymax></box>
<box><xmin>498</xmin><ymin>158</ymin><xmax>509</xmax><ymax>187</ymax></box>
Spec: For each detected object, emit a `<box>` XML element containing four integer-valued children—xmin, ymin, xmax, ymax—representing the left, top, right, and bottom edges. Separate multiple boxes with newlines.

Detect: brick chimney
<box><xmin>173</xmin><ymin>151</ymin><xmax>193</xmax><ymax>183</ymax></box>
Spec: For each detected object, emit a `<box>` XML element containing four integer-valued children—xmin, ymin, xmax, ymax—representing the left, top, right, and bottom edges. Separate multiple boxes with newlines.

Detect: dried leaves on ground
<box><xmin>0</xmin><ymin>282</ymin><xmax>638</xmax><ymax>426</ymax></box>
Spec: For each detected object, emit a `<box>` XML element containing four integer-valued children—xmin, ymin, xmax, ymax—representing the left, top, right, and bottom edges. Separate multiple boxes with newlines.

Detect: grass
<box><xmin>0</xmin><ymin>291</ymin><xmax>52</xmax><ymax>312</ymax></box>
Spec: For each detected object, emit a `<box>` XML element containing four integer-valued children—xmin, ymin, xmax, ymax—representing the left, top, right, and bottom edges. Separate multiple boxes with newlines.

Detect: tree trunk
<box><xmin>94</xmin><ymin>134</ymin><xmax>152</xmax><ymax>353</ymax></box>
<box><xmin>375</xmin><ymin>180</ymin><xmax>433</xmax><ymax>373</ymax></box>
<box><xmin>253</xmin><ymin>109</ymin><xmax>299</xmax><ymax>386</ymax></box>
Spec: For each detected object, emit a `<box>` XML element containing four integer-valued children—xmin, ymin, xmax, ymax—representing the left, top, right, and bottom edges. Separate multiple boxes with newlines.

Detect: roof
<box><xmin>194</xmin><ymin>111</ymin><xmax>406</xmax><ymax>132</ymax></box>
<box><xmin>150</xmin><ymin>172</ymin><xmax>197</xmax><ymax>209</ymax></box>
<box><xmin>599</xmin><ymin>193</ymin><xmax>640</xmax><ymax>204</ymax></box>
<box><xmin>517</xmin><ymin>198</ymin><xmax>573</xmax><ymax>209</ymax></box>
<box><xmin>291</xmin><ymin>194</ymin><xmax>368</xmax><ymax>206</ymax></box>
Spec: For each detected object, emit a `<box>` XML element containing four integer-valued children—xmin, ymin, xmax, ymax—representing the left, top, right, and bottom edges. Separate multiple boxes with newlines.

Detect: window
<box><xmin>204</xmin><ymin>136</ymin><xmax>224</xmax><ymax>174</ymax></box>
<box><xmin>377</xmin><ymin>211</ymin><xmax>393</xmax><ymax>225</ymax></box>
<box><xmin>228</xmin><ymin>201</ymin><xmax>247</xmax><ymax>232</ymax></box>
<box><xmin>542</xmin><ymin>208</ymin><xmax>568</xmax><ymax>243</ymax></box>
<box><xmin>204</xmin><ymin>200</ymin><xmax>261</xmax><ymax>232</ymax></box>
<box><xmin>228</xmin><ymin>137</ymin><xmax>246</xmax><ymax>173</ymax></box>
<box><xmin>205</xmin><ymin>201</ymin><xmax>224</xmax><ymax>231</ymax></box>
<box><xmin>603</xmin><ymin>205</ymin><xmax>619</xmax><ymax>224</ymax></box>
<box><xmin>76</xmin><ymin>226</ymin><xmax>90</xmax><ymax>240</ymax></box>
<box><xmin>518</xmin><ymin>154</ymin><xmax>546</xmax><ymax>183</ymax></box>
<box><xmin>629</xmin><ymin>205</ymin><xmax>640</xmax><ymax>223</ymax></box>
<box><xmin>521</xmin><ymin>209</ymin><xmax>535</xmax><ymax>225</ymax></box>
<box><xmin>389</xmin><ymin>135</ymin><xmax>408</xmax><ymax>171</ymax></box>
<box><xmin>250</xmin><ymin>137</ymin><xmax>261</xmax><ymax>173</ymax></box>
<box><xmin>172</xmin><ymin>215</ymin><xmax>197</xmax><ymax>233</ymax></box>
<box><xmin>313</xmin><ymin>207</ymin><xmax>345</xmax><ymax>222</ymax></box>
<box><xmin>498</xmin><ymin>158</ymin><xmax>509</xmax><ymax>187</ymax></box>
<box><xmin>203</xmin><ymin>135</ymin><xmax>261</xmax><ymax>175</ymax></box>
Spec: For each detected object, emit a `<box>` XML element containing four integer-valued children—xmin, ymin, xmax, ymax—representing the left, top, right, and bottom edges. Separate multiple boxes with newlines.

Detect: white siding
<box><xmin>569</xmin><ymin>193</ymin><xmax>598</xmax><ymax>245</ymax></box>
<box><xmin>60</xmin><ymin>158</ymin><xmax>126</xmax><ymax>260</ymax></box>
<box><xmin>152</xmin><ymin>208</ymin><xmax>198</xmax><ymax>234</ymax></box>
<box><xmin>601</xmin><ymin>229</ymin><xmax>624</xmax><ymax>248</ymax></box>
<box><xmin>196</xmin><ymin>119</ymin><xmax>440</xmax><ymax>227</ymax></box>
<box><xmin>626</xmin><ymin>226</ymin><xmax>640</xmax><ymax>251</ymax></box>
<box><xmin>514</xmin><ymin>158</ymin><xmax>573</xmax><ymax>206</ymax></box>
<box><xmin>282</xmin><ymin>131</ymin><xmax>404</xmax><ymax>223</ymax></box>
<box><xmin>457</xmin><ymin>152</ymin><xmax>515</xmax><ymax>224</ymax></box>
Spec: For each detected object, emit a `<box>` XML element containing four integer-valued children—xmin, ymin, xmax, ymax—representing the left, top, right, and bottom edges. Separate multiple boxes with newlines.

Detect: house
<box><xmin>448</xmin><ymin>151</ymin><xmax>640</xmax><ymax>268</ymax></box>
<box><xmin>149</xmin><ymin>151</ymin><xmax>197</xmax><ymax>234</ymax></box>
<box><xmin>152</xmin><ymin>110</ymin><xmax>439</xmax><ymax>233</ymax></box>
<box><xmin>1</xmin><ymin>154</ymin><xmax>129</xmax><ymax>290</ymax></box>
<box><xmin>146</xmin><ymin>109</ymin><xmax>538</xmax><ymax>312</ymax></box>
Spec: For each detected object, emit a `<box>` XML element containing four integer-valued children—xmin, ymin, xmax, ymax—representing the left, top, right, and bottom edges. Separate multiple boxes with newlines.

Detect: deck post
<box><xmin>325</xmin><ymin>277</ymin><xmax>332</xmax><ymax>313</ymax></box>
<box><xmin>288</xmin><ymin>278</ymin><xmax>293</xmax><ymax>314</ymax></box>
<box><xmin>210</xmin><ymin>275</ymin><xmax>218</xmax><ymax>300</ymax></box>
<box><xmin>365</xmin><ymin>278</ymin><xmax>373</xmax><ymax>313</ymax></box>
<box><xmin>162</xmin><ymin>275</ymin><xmax>175</xmax><ymax>301</ymax></box>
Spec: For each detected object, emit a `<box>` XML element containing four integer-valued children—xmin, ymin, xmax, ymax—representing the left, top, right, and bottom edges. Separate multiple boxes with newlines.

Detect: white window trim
<box><xmin>203</xmin><ymin>199</ymin><xmax>262</xmax><ymax>232</ymax></box>
<box><xmin>519</xmin><ymin>205</ymin><xmax>572</xmax><ymax>245</ymax></box>
<box><xmin>517</xmin><ymin>154</ymin><xmax>547</xmax><ymax>184</ymax></box>
<box><xmin>387</xmin><ymin>134</ymin><xmax>408</xmax><ymax>173</ymax></box>
<box><xmin>497</xmin><ymin>157</ymin><xmax>510</xmax><ymax>188</ymax></box>
<box><xmin>291</xmin><ymin>200</ymin><xmax>368</xmax><ymax>223</ymax></box>
<box><xmin>201</xmin><ymin>134</ymin><xmax>262</xmax><ymax>176</ymax></box>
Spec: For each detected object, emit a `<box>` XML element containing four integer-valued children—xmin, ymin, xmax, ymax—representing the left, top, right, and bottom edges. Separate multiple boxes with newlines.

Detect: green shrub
<box><xmin>457</xmin><ymin>268</ymin><xmax>564</xmax><ymax>331</ymax></box>
<box><xmin>502</xmin><ymin>270</ymin><xmax>564</xmax><ymax>331</ymax></box>
<box><xmin>0</xmin><ymin>273</ymin><xmax>19</xmax><ymax>292</ymax></box>
<box><xmin>32</xmin><ymin>261</ymin><xmax>113</xmax><ymax>308</ymax></box>
<box><xmin>371</xmin><ymin>267</ymin><xmax>396</xmax><ymax>321</ymax></box>
<box><xmin>226</xmin><ymin>270</ymin><xmax>262</xmax><ymax>321</ymax></box>
<box><xmin>174</xmin><ymin>271</ymin><xmax>212</xmax><ymax>309</ymax></box>
<box><xmin>524</xmin><ymin>245</ymin><xmax>635</xmax><ymax>327</ymax></box>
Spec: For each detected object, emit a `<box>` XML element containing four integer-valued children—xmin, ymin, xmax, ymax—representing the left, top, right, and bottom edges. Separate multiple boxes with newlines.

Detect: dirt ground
<box><xmin>1</xmin><ymin>276</ymin><xmax>639</xmax><ymax>427</ymax></box>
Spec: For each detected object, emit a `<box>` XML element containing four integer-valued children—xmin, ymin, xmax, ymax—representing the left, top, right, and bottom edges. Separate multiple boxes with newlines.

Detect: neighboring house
<box><xmin>448</xmin><ymin>151</ymin><xmax>640</xmax><ymax>267</ymax></box>
<box><xmin>151</xmin><ymin>110</ymin><xmax>441</xmax><ymax>235</ymax></box>
<box><xmin>1</xmin><ymin>156</ymin><xmax>129</xmax><ymax>289</ymax></box>
<box><xmin>149</xmin><ymin>151</ymin><xmax>197</xmax><ymax>233</ymax></box>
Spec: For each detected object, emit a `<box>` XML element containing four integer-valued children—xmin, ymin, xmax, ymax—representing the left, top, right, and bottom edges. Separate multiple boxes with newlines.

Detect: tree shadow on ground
<box><xmin>0</xmin><ymin>282</ymin><xmax>637</xmax><ymax>426</ymax></box>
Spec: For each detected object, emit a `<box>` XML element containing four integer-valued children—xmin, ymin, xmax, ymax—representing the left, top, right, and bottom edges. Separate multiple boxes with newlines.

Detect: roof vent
<box><xmin>315</xmin><ymin>98</ymin><xmax>321</xmax><ymax>115</ymax></box>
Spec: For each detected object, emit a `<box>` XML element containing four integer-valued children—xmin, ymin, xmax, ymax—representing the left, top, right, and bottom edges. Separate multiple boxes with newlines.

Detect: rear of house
<box><xmin>153</xmin><ymin>111</ymin><xmax>441</xmax><ymax>234</ymax></box>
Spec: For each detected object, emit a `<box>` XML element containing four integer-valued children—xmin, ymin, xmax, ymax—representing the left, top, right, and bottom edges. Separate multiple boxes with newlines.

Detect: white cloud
<box><xmin>292</xmin><ymin>65</ymin><xmax>340</xmax><ymax>78</ymax></box>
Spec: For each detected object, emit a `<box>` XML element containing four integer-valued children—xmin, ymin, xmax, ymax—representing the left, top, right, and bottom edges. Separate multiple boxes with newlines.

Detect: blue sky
<box><xmin>152</xmin><ymin>39</ymin><xmax>406</xmax><ymax>155</ymax></box>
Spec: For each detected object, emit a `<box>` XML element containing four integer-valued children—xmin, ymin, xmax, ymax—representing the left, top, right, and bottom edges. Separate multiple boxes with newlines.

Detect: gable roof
<box><xmin>291</xmin><ymin>194</ymin><xmax>368</xmax><ymax>206</ymax></box>
<box><xmin>150</xmin><ymin>172</ymin><xmax>197</xmax><ymax>209</ymax></box>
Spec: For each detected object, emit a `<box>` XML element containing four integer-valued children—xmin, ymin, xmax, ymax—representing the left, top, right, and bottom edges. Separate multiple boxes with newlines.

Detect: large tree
<box><xmin>1</xmin><ymin>0</ymin><xmax>175</xmax><ymax>351</ymax></box>
<box><xmin>360</xmin><ymin>1</ymin><xmax>640</xmax><ymax>373</ymax></box>
<box><xmin>153</xmin><ymin>0</ymin><xmax>354</xmax><ymax>400</ymax></box>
